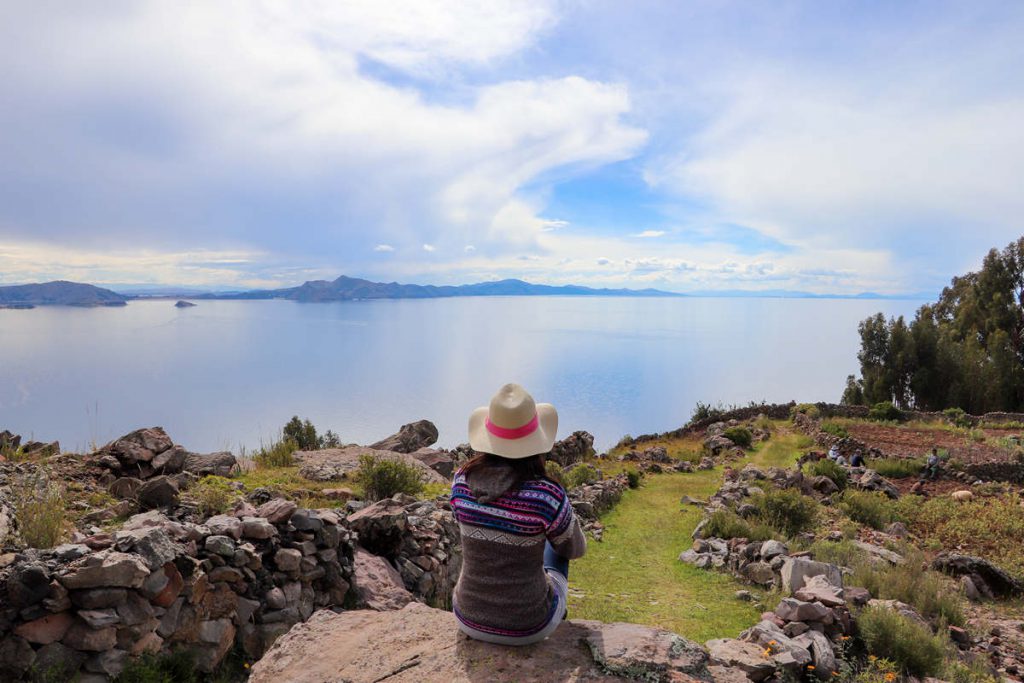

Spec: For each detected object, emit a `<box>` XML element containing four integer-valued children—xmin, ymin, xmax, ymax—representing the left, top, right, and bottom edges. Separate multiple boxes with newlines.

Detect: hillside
<box><xmin>0</xmin><ymin>280</ymin><xmax>127</xmax><ymax>307</ymax></box>
<box><xmin>204</xmin><ymin>274</ymin><xmax>680</xmax><ymax>301</ymax></box>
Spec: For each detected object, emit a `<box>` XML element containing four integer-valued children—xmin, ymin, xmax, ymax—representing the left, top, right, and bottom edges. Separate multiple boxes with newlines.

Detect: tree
<box><xmin>283</xmin><ymin>416</ymin><xmax>319</xmax><ymax>451</ymax></box>
<box><xmin>846</xmin><ymin>236</ymin><xmax>1024</xmax><ymax>413</ymax></box>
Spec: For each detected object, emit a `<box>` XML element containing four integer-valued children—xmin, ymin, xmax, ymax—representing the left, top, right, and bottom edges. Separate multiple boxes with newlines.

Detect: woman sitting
<box><xmin>450</xmin><ymin>383</ymin><xmax>587</xmax><ymax>645</ymax></box>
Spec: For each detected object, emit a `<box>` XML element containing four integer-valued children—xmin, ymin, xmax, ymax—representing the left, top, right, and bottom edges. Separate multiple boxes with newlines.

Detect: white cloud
<box><xmin>595</xmin><ymin>257</ymin><xmax>611</xmax><ymax>266</ymax></box>
<box><xmin>0</xmin><ymin>1</ymin><xmax>645</xmax><ymax>271</ymax></box>
<box><xmin>464</xmin><ymin>245</ymin><xmax>476</xmax><ymax>253</ymax></box>
<box><xmin>631</xmin><ymin>230</ymin><xmax>665</xmax><ymax>238</ymax></box>
<box><xmin>422</xmin><ymin>244</ymin><xmax>436</xmax><ymax>252</ymax></box>
<box><xmin>373</xmin><ymin>244</ymin><xmax>395</xmax><ymax>252</ymax></box>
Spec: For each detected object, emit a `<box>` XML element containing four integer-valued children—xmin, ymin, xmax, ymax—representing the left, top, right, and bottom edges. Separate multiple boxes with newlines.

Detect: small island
<box><xmin>0</xmin><ymin>281</ymin><xmax>127</xmax><ymax>307</ymax></box>
<box><xmin>174</xmin><ymin>300</ymin><xmax>197</xmax><ymax>308</ymax></box>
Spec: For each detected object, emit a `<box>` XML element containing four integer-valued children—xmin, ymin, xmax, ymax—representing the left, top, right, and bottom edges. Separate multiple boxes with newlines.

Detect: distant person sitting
<box><xmin>850</xmin><ymin>452</ymin><xmax>865</xmax><ymax>468</ymax></box>
<box><xmin>827</xmin><ymin>445</ymin><xmax>840</xmax><ymax>460</ymax></box>
<box><xmin>924</xmin><ymin>447</ymin><xmax>941</xmax><ymax>479</ymax></box>
<box><xmin>450</xmin><ymin>383</ymin><xmax>586</xmax><ymax>645</ymax></box>
<box><xmin>834</xmin><ymin>453</ymin><xmax>849</xmax><ymax>467</ymax></box>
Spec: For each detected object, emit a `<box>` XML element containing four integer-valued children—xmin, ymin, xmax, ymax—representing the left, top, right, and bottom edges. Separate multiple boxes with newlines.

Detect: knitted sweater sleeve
<box><xmin>545</xmin><ymin>486</ymin><xmax>587</xmax><ymax>560</ymax></box>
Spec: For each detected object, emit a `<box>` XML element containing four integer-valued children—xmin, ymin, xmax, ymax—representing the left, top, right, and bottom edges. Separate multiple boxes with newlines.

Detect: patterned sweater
<box><xmin>450</xmin><ymin>465</ymin><xmax>587</xmax><ymax>637</ymax></box>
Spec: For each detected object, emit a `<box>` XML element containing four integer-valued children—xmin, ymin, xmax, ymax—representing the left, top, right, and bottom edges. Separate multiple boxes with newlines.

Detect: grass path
<box><xmin>566</xmin><ymin>428</ymin><xmax>804</xmax><ymax>643</ymax></box>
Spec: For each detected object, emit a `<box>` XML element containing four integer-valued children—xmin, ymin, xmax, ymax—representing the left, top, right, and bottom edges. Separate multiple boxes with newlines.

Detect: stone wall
<box><xmin>0</xmin><ymin>503</ymin><xmax>355</xmax><ymax>681</ymax></box>
<box><xmin>963</xmin><ymin>461</ymin><xmax>1024</xmax><ymax>484</ymax></box>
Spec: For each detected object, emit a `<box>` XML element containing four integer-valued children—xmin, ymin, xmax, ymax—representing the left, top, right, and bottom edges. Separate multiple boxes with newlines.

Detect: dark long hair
<box><xmin>460</xmin><ymin>452</ymin><xmax>549</xmax><ymax>491</ymax></box>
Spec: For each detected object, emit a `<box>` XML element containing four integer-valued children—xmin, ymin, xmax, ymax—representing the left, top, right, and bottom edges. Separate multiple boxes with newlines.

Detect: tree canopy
<box><xmin>843</xmin><ymin>237</ymin><xmax>1024</xmax><ymax>413</ymax></box>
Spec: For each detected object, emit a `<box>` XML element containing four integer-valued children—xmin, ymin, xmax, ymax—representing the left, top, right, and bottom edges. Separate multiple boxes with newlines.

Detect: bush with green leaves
<box><xmin>544</xmin><ymin>460</ymin><xmax>564</xmax><ymax>484</ymax></box>
<box><xmin>190</xmin><ymin>476</ymin><xmax>237</xmax><ymax>517</ymax></box>
<box><xmin>839</xmin><ymin>490</ymin><xmax>900</xmax><ymax>530</ymax></box>
<box><xmin>807</xmin><ymin>458</ymin><xmax>848</xmax><ymax>490</ymax></box>
<box><xmin>722</xmin><ymin>426</ymin><xmax>753</xmax><ymax>449</ymax></box>
<box><xmin>791</xmin><ymin>403</ymin><xmax>821</xmax><ymax>419</ymax></box>
<box><xmin>690</xmin><ymin>401</ymin><xmax>726</xmax><ymax>423</ymax></box>
<box><xmin>943</xmin><ymin>407</ymin><xmax>972</xmax><ymax>429</ymax></box>
<box><xmin>857</xmin><ymin>605</ymin><xmax>947</xmax><ymax>676</ymax></box>
<box><xmin>283</xmin><ymin>416</ymin><xmax>319</xmax><ymax>450</ymax></box>
<box><xmin>849</xmin><ymin>547</ymin><xmax>965</xmax><ymax>627</ymax></box>
<box><xmin>253</xmin><ymin>437</ymin><xmax>298</xmax><ymax>468</ymax></box>
<box><xmin>868</xmin><ymin>401</ymin><xmax>903</xmax><ymax>422</ymax></box>
<box><xmin>357</xmin><ymin>454</ymin><xmax>425</xmax><ymax>501</ymax></box>
<box><xmin>820</xmin><ymin>420</ymin><xmax>849</xmax><ymax>439</ymax></box>
<box><xmin>564</xmin><ymin>463</ymin><xmax>600</xmax><ymax>489</ymax></box>
<box><xmin>625</xmin><ymin>469</ymin><xmax>642</xmax><ymax>489</ymax></box>
<box><xmin>12</xmin><ymin>468</ymin><xmax>67</xmax><ymax>549</ymax></box>
<box><xmin>702</xmin><ymin>509</ymin><xmax>774</xmax><ymax>542</ymax></box>
<box><xmin>752</xmin><ymin>487</ymin><xmax>819</xmax><ymax>538</ymax></box>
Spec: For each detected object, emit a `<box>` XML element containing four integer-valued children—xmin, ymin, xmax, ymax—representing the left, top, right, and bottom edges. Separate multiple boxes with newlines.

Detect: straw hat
<box><xmin>468</xmin><ymin>383</ymin><xmax>558</xmax><ymax>459</ymax></box>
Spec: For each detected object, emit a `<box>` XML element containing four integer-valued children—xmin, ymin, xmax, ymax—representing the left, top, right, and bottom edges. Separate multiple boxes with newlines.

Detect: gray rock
<box><xmin>275</xmin><ymin>548</ymin><xmax>302</xmax><ymax>572</ymax></box>
<box><xmin>706</xmin><ymin>638</ymin><xmax>776</xmax><ymax>681</ymax></box>
<box><xmin>369</xmin><ymin>420</ymin><xmax>439</xmax><ymax>454</ymax></box>
<box><xmin>0</xmin><ymin>635</ymin><xmax>36</xmax><ymax>679</ymax></box>
<box><xmin>7</xmin><ymin>561</ymin><xmax>52</xmax><ymax>607</ymax></box>
<box><xmin>33</xmin><ymin>642</ymin><xmax>87</xmax><ymax>680</ymax></box>
<box><xmin>760</xmin><ymin>540</ymin><xmax>788</xmax><ymax>561</ymax></box>
<box><xmin>205</xmin><ymin>535</ymin><xmax>236</xmax><ymax>557</ymax></box>
<box><xmin>256</xmin><ymin>498</ymin><xmax>297</xmax><ymax>524</ymax></box>
<box><xmin>114</xmin><ymin>526</ymin><xmax>179</xmax><ymax>570</ymax></box>
<box><xmin>742</xmin><ymin>561</ymin><xmax>777</xmax><ymax>586</ymax></box>
<box><xmin>152</xmin><ymin>445</ymin><xmax>188</xmax><ymax>473</ymax></box>
<box><xmin>780</xmin><ymin>557</ymin><xmax>842</xmax><ymax>595</ymax></box>
<box><xmin>241</xmin><ymin>517</ymin><xmax>277</xmax><ymax>540</ymax></box>
<box><xmin>183</xmin><ymin>451</ymin><xmax>238</xmax><ymax>477</ymax></box>
<box><xmin>59</xmin><ymin>551</ymin><xmax>150</xmax><ymax>589</ymax></box>
<box><xmin>794</xmin><ymin>574</ymin><xmax>846</xmax><ymax>607</ymax></box>
<box><xmin>78</xmin><ymin>609</ymin><xmax>120</xmax><ymax>628</ymax></box>
<box><xmin>852</xmin><ymin>540</ymin><xmax>904</xmax><ymax>566</ymax></box>
<box><xmin>70</xmin><ymin>587</ymin><xmax>127</xmax><ymax>609</ymax></box>
<box><xmin>206</xmin><ymin>514</ymin><xmax>242</xmax><ymax>540</ymax></box>
<box><xmin>774</xmin><ymin>598</ymin><xmax>830</xmax><ymax>623</ymax></box>
<box><xmin>795</xmin><ymin>630</ymin><xmax>836</xmax><ymax>679</ymax></box>
<box><xmin>109</xmin><ymin>477</ymin><xmax>143</xmax><ymax>500</ymax></box>
<box><xmin>136</xmin><ymin>476</ymin><xmax>180</xmax><ymax>510</ymax></box>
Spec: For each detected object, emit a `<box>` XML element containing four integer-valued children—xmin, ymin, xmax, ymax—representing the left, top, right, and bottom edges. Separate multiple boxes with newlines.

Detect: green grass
<box><xmin>568</xmin><ymin>425</ymin><xmax>803</xmax><ymax>642</ymax></box>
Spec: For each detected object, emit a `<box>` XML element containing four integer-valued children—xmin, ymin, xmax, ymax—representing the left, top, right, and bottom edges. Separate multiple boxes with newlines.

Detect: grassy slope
<box><xmin>567</xmin><ymin>428</ymin><xmax>803</xmax><ymax>643</ymax></box>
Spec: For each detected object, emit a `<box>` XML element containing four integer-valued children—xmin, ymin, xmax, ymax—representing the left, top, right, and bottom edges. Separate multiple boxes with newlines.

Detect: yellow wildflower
<box><xmin>885</xmin><ymin>674</ymin><xmax>897</xmax><ymax>682</ymax></box>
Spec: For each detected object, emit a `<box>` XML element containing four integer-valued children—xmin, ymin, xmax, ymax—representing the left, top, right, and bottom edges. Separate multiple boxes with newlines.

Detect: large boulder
<box><xmin>183</xmin><ymin>451</ymin><xmax>237</xmax><ymax>477</ymax></box>
<box><xmin>549</xmin><ymin>431</ymin><xmax>596</xmax><ymax>467</ymax></box>
<box><xmin>352</xmin><ymin>549</ymin><xmax>413</xmax><ymax>611</ymax></box>
<box><xmin>249</xmin><ymin>602</ymin><xmax>713</xmax><ymax>683</ymax></box>
<box><xmin>931</xmin><ymin>553</ymin><xmax>1023</xmax><ymax>598</ymax></box>
<box><xmin>369</xmin><ymin>420</ymin><xmax>439</xmax><ymax>454</ymax></box>
<box><xmin>136</xmin><ymin>476</ymin><xmax>180</xmax><ymax>510</ymax></box>
<box><xmin>779</xmin><ymin>557</ymin><xmax>843</xmax><ymax>595</ymax></box>
<box><xmin>98</xmin><ymin>427</ymin><xmax>173</xmax><ymax>467</ymax></box>
<box><xmin>408</xmin><ymin>448</ymin><xmax>455</xmax><ymax>479</ymax></box>
<box><xmin>57</xmin><ymin>550</ymin><xmax>150</xmax><ymax>590</ymax></box>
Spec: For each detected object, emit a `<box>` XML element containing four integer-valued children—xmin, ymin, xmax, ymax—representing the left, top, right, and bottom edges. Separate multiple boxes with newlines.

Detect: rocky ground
<box><xmin>1</xmin><ymin>403</ymin><xmax>1023</xmax><ymax>682</ymax></box>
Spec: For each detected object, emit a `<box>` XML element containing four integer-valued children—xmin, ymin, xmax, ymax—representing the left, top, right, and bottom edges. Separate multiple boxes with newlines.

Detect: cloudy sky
<box><xmin>1</xmin><ymin>1</ymin><xmax>1022</xmax><ymax>294</ymax></box>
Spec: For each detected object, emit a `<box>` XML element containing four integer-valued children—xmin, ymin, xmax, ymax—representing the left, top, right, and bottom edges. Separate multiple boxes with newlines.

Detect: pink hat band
<box><xmin>484</xmin><ymin>414</ymin><xmax>539</xmax><ymax>440</ymax></box>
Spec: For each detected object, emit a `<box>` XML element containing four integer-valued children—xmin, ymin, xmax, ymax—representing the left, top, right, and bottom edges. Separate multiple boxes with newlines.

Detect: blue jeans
<box><xmin>544</xmin><ymin>541</ymin><xmax>570</xmax><ymax>579</ymax></box>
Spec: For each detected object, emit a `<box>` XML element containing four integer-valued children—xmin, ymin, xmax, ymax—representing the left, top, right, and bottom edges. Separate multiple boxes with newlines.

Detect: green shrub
<box><xmin>868</xmin><ymin>401</ymin><xmax>903</xmax><ymax>422</ymax></box>
<box><xmin>691</xmin><ymin>401</ymin><xmax>726</xmax><ymax>423</ymax></box>
<box><xmin>625</xmin><ymin>469</ymin><xmax>642</xmax><ymax>489</ymax></box>
<box><xmin>849</xmin><ymin>547</ymin><xmax>965</xmax><ymax>626</ymax></box>
<box><xmin>868</xmin><ymin>457</ymin><xmax>924</xmax><ymax>478</ymax></box>
<box><xmin>115</xmin><ymin>649</ymin><xmax>200</xmax><ymax>683</ymax></box>
<box><xmin>807</xmin><ymin>458</ymin><xmax>849</xmax><ymax>490</ymax></box>
<box><xmin>190</xmin><ymin>476</ymin><xmax>237</xmax><ymax>517</ymax></box>
<box><xmin>807</xmin><ymin>538</ymin><xmax>867</xmax><ymax>567</ymax></box>
<box><xmin>703</xmin><ymin>510</ymin><xmax>774</xmax><ymax>542</ymax></box>
<box><xmin>943</xmin><ymin>407</ymin><xmax>972</xmax><ymax>429</ymax></box>
<box><xmin>753</xmin><ymin>415</ymin><xmax>774</xmax><ymax>433</ymax></box>
<box><xmin>791</xmin><ymin>403</ymin><xmax>821</xmax><ymax>419</ymax></box>
<box><xmin>752</xmin><ymin>487</ymin><xmax>819</xmax><ymax>538</ymax></box>
<box><xmin>357</xmin><ymin>454</ymin><xmax>425</xmax><ymax>501</ymax></box>
<box><xmin>321</xmin><ymin>430</ymin><xmax>342</xmax><ymax>448</ymax></box>
<box><xmin>544</xmin><ymin>460</ymin><xmax>564</xmax><ymax>484</ymax></box>
<box><xmin>253</xmin><ymin>437</ymin><xmax>298</xmax><ymax>468</ymax></box>
<box><xmin>564</xmin><ymin>463</ymin><xmax>600</xmax><ymax>489</ymax></box>
<box><xmin>945</xmin><ymin>658</ymin><xmax>1002</xmax><ymax>683</ymax></box>
<box><xmin>12</xmin><ymin>469</ymin><xmax>67</xmax><ymax>549</ymax></box>
<box><xmin>839</xmin><ymin>490</ymin><xmax>900</xmax><ymax>530</ymax></box>
<box><xmin>722</xmin><ymin>426</ymin><xmax>753</xmax><ymax>449</ymax></box>
<box><xmin>794</xmin><ymin>434</ymin><xmax>815</xmax><ymax>449</ymax></box>
<box><xmin>283</xmin><ymin>416</ymin><xmax>320</xmax><ymax>450</ymax></box>
<box><xmin>857</xmin><ymin>605</ymin><xmax>946</xmax><ymax>676</ymax></box>
<box><xmin>820</xmin><ymin>420</ymin><xmax>850</xmax><ymax>438</ymax></box>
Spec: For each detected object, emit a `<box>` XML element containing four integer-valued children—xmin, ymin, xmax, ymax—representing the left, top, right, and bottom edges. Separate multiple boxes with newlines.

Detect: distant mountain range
<box><xmin>0</xmin><ymin>281</ymin><xmax>127</xmax><ymax>308</ymax></box>
<box><xmin>199</xmin><ymin>275</ymin><xmax>680</xmax><ymax>302</ymax></box>
<box><xmin>1</xmin><ymin>276</ymin><xmax>932</xmax><ymax>307</ymax></box>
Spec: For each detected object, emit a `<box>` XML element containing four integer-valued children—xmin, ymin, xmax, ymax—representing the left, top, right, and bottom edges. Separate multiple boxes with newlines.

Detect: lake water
<box><xmin>0</xmin><ymin>297</ymin><xmax>924</xmax><ymax>454</ymax></box>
